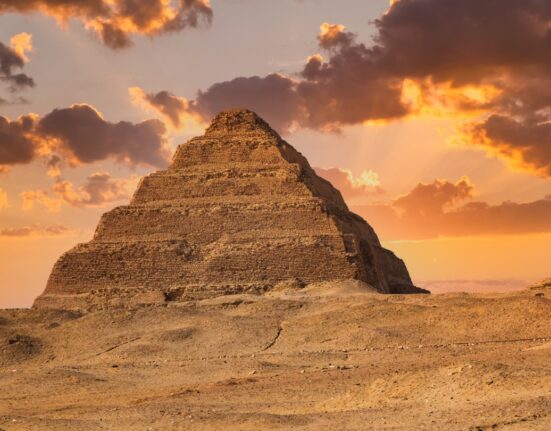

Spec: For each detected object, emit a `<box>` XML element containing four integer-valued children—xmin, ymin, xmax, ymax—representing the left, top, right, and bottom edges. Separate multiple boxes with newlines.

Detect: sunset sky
<box><xmin>0</xmin><ymin>0</ymin><xmax>550</xmax><ymax>307</ymax></box>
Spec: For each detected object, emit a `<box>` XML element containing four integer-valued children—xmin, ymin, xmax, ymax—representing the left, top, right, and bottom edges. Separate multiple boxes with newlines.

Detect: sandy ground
<box><xmin>1</xmin><ymin>282</ymin><xmax>550</xmax><ymax>430</ymax></box>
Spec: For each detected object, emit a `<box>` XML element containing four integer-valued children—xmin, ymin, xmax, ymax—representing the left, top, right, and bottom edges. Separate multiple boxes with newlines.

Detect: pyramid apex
<box><xmin>205</xmin><ymin>109</ymin><xmax>279</xmax><ymax>137</ymax></box>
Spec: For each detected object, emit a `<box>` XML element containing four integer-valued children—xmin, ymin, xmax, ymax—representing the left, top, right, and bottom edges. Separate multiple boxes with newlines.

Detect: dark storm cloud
<box><xmin>0</xmin><ymin>0</ymin><xmax>212</xmax><ymax>49</ymax></box>
<box><xmin>132</xmin><ymin>74</ymin><xmax>304</xmax><ymax>133</ymax></box>
<box><xmin>0</xmin><ymin>104</ymin><xmax>170</xmax><ymax>171</ymax></box>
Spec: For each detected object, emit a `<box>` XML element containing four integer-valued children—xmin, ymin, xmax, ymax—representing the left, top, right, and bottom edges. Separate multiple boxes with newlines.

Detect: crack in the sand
<box><xmin>262</xmin><ymin>325</ymin><xmax>283</xmax><ymax>351</ymax></box>
<box><xmin>93</xmin><ymin>337</ymin><xmax>141</xmax><ymax>357</ymax></box>
<box><xmin>469</xmin><ymin>411</ymin><xmax>547</xmax><ymax>430</ymax></box>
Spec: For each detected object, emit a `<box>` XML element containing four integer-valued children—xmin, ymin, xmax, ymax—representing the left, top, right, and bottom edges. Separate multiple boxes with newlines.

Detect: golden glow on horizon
<box><xmin>385</xmin><ymin>232</ymin><xmax>551</xmax><ymax>283</ymax></box>
<box><xmin>0</xmin><ymin>232</ymin><xmax>93</xmax><ymax>308</ymax></box>
<box><xmin>1</xmin><ymin>230</ymin><xmax>549</xmax><ymax>307</ymax></box>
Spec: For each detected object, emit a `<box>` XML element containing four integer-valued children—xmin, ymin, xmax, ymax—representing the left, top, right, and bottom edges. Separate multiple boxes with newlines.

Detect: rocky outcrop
<box><xmin>34</xmin><ymin>109</ymin><xmax>427</xmax><ymax>310</ymax></box>
<box><xmin>530</xmin><ymin>278</ymin><xmax>551</xmax><ymax>290</ymax></box>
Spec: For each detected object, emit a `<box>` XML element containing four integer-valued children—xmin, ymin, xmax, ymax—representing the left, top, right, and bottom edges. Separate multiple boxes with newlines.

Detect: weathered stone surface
<box><xmin>34</xmin><ymin>109</ymin><xmax>427</xmax><ymax>310</ymax></box>
<box><xmin>531</xmin><ymin>278</ymin><xmax>551</xmax><ymax>290</ymax></box>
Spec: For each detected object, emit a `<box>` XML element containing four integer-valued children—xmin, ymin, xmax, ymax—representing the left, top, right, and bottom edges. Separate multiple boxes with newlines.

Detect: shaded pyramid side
<box><xmin>35</xmin><ymin>110</ymin><xmax>426</xmax><ymax>310</ymax></box>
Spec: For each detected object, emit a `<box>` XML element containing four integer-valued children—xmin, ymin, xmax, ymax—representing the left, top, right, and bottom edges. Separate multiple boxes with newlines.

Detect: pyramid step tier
<box><xmin>45</xmin><ymin>235</ymin><xmax>359</xmax><ymax>295</ymax></box>
<box><xmin>93</xmin><ymin>199</ymin><xmax>349</xmax><ymax>243</ymax></box>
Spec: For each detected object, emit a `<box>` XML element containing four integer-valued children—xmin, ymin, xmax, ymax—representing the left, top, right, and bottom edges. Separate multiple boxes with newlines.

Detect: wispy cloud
<box><xmin>0</xmin><ymin>224</ymin><xmax>73</xmax><ymax>238</ymax></box>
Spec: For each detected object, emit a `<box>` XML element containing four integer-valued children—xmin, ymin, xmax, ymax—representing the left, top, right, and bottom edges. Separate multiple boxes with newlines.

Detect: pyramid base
<box><xmin>33</xmin><ymin>279</ymin><xmax>428</xmax><ymax>311</ymax></box>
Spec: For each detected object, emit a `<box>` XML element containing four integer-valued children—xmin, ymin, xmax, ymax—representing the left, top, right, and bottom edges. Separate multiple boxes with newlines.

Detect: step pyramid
<box><xmin>34</xmin><ymin>109</ymin><xmax>427</xmax><ymax>310</ymax></box>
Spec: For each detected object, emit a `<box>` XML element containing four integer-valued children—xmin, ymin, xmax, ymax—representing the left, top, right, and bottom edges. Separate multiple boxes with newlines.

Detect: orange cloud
<box><xmin>9</xmin><ymin>32</ymin><xmax>32</xmax><ymax>62</ymax></box>
<box><xmin>53</xmin><ymin>172</ymin><xmax>137</xmax><ymax>207</ymax></box>
<box><xmin>318</xmin><ymin>23</ymin><xmax>354</xmax><ymax>50</ymax></box>
<box><xmin>0</xmin><ymin>187</ymin><xmax>9</xmax><ymax>209</ymax></box>
<box><xmin>21</xmin><ymin>190</ymin><xmax>62</xmax><ymax>212</ymax></box>
<box><xmin>455</xmin><ymin>113</ymin><xmax>551</xmax><ymax>178</ymax></box>
<box><xmin>129</xmin><ymin>87</ymin><xmax>204</xmax><ymax>130</ymax></box>
<box><xmin>22</xmin><ymin>172</ymin><xmax>136</xmax><ymax>211</ymax></box>
<box><xmin>400</xmin><ymin>79</ymin><xmax>501</xmax><ymax>120</ymax></box>
<box><xmin>0</xmin><ymin>0</ymin><xmax>212</xmax><ymax>49</ymax></box>
<box><xmin>46</xmin><ymin>155</ymin><xmax>62</xmax><ymax>178</ymax></box>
